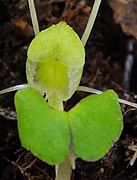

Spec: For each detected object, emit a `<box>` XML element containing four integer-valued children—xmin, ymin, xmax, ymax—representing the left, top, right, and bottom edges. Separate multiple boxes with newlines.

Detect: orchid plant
<box><xmin>0</xmin><ymin>0</ymin><xmax>137</xmax><ymax>180</ymax></box>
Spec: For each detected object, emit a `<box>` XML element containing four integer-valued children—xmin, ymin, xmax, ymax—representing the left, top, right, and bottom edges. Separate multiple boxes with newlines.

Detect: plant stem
<box><xmin>1</xmin><ymin>84</ymin><xmax>137</xmax><ymax>109</ymax></box>
<box><xmin>56</xmin><ymin>158</ymin><xmax>72</xmax><ymax>180</ymax></box>
<box><xmin>28</xmin><ymin>0</ymin><xmax>40</xmax><ymax>36</ymax></box>
<box><xmin>48</xmin><ymin>98</ymin><xmax>72</xmax><ymax>180</ymax></box>
<box><xmin>77</xmin><ymin>86</ymin><xmax>102</xmax><ymax>94</ymax></box>
<box><xmin>0</xmin><ymin>84</ymin><xmax>28</xmax><ymax>94</ymax></box>
<box><xmin>81</xmin><ymin>0</ymin><xmax>102</xmax><ymax>47</ymax></box>
<box><xmin>118</xmin><ymin>98</ymin><xmax>137</xmax><ymax>109</ymax></box>
<box><xmin>48</xmin><ymin>95</ymin><xmax>64</xmax><ymax>111</ymax></box>
<box><xmin>77</xmin><ymin>86</ymin><xmax>137</xmax><ymax>108</ymax></box>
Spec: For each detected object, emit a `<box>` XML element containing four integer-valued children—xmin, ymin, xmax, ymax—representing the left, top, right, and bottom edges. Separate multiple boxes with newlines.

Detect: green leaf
<box><xmin>26</xmin><ymin>22</ymin><xmax>85</xmax><ymax>102</ymax></box>
<box><xmin>69</xmin><ymin>90</ymin><xmax>123</xmax><ymax>161</ymax></box>
<box><xmin>15</xmin><ymin>88</ymin><xmax>70</xmax><ymax>165</ymax></box>
<box><xmin>28</xmin><ymin>22</ymin><xmax>85</xmax><ymax>67</ymax></box>
<box><xmin>15</xmin><ymin>88</ymin><xmax>123</xmax><ymax>165</ymax></box>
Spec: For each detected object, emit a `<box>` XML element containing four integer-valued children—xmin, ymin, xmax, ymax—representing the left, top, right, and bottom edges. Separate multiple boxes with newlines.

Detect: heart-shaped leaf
<box><xmin>68</xmin><ymin>90</ymin><xmax>123</xmax><ymax>161</ymax></box>
<box><xmin>15</xmin><ymin>88</ymin><xmax>70</xmax><ymax>165</ymax></box>
<box><xmin>15</xmin><ymin>88</ymin><xmax>123</xmax><ymax>165</ymax></box>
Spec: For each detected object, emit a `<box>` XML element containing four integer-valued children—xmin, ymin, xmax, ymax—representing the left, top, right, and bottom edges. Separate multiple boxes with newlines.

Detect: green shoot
<box><xmin>0</xmin><ymin>84</ymin><xmax>28</xmax><ymax>94</ymax></box>
<box><xmin>28</xmin><ymin>0</ymin><xmax>39</xmax><ymax>36</ymax></box>
<box><xmin>81</xmin><ymin>0</ymin><xmax>102</xmax><ymax>46</ymax></box>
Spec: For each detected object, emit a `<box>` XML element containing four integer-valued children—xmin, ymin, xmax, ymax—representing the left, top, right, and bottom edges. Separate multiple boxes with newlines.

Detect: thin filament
<box><xmin>77</xmin><ymin>86</ymin><xmax>102</xmax><ymax>94</ymax></box>
<box><xmin>0</xmin><ymin>84</ymin><xmax>28</xmax><ymax>95</ymax></box>
<box><xmin>81</xmin><ymin>0</ymin><xmax>102</xmax><ymax>47</ymax></box>
<box><xmin>77</xmin><ymin>86</ymin><xmax>137</xmax><ymax>108</ymax></box>
<box><xmin>28</xmin><ymin>0</ymin><xmax>40</xmax><ymax>36</ymax></box>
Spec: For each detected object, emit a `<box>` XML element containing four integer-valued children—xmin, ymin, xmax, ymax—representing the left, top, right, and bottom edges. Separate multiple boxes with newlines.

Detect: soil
<box><xmin>0</xmin><ymin>0</ymin><xmax>137</xmax><ymax>179</ymax></box>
